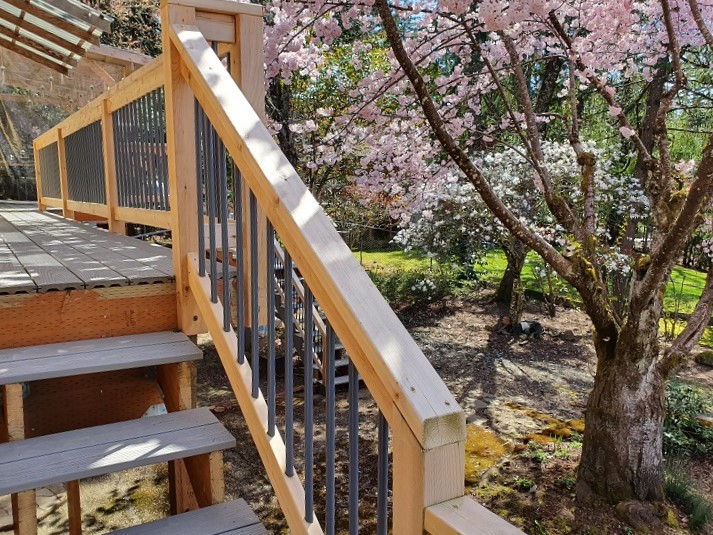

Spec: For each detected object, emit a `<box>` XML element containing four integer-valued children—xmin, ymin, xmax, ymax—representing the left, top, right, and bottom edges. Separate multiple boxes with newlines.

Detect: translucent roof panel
<box><xmin>0</xmin><ymin>0</ymin><xmax>113</xmax><ymax>74</ymax></box>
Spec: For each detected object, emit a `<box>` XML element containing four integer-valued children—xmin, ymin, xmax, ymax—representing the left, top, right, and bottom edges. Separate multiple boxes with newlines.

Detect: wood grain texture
<box><xmin>112</xmin><ymin>499</ymin><xmax>267</xmax><ymax>535</ymax></box>
<box><xmin>425</xmin><ymin>497</ymin><xmax>526</xmax><ymax>535</ymax></box>
<box><xmin>169</xmin><ymin>23</ymin><xmax>465</xmax><ymax>451</ymax></box>
<box><xmin>0</xmin><ymin>408</ymin><xmax>235</xmax><ymax>495</ymax></box>
<box><xmin>0</xmin><ymin>285</ymin><xmax>177</xmax><ymax>350</ymax></box>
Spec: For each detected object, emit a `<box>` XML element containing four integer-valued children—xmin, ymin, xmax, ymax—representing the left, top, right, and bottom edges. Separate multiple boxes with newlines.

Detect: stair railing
<box><xmin>33</xmin><ymin>0</ymin><xmax>525</xmax><ymax>532</ymax></box>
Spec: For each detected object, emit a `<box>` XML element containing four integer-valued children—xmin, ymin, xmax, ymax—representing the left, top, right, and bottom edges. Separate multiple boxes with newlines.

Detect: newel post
<box><xmin>161</xmin><ymin>1</ymin><xmax>204</xmax><ymax>335</ymax></box>
<box><xmin>392</xmin><ymin>410</ymin><xmax>466</xmax><ymax>533</ymax></box>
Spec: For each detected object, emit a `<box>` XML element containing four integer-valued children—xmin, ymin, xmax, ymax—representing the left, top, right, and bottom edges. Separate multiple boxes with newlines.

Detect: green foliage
<box><xmin>511</xmin><ymin>475</ymin><xmax>535</xmax><ymax>492</ymax></box>
<box><xmin>663</xmin><ymin>381</ymin><xmax>713</xmax><ymax>457</ymax></box>
<box><xmin>366</xmin><ymin>267</ymin><xmax>451</xmax><ymax>307</ymax></box>
<box><xmin>664</xmin><ymin>462</ymin><xmax>713</xmax><ymax>532</ymax></box>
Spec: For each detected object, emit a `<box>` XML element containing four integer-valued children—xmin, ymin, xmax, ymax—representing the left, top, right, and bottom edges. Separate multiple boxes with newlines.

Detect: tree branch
<box><xmin>661</xmin><ymin>262</ymin><xmax>713</xmax><ymax>375</ymax></box>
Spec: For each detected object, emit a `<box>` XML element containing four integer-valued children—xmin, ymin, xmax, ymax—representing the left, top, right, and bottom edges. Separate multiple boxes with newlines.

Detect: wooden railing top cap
<box><xmin>162</xmin><ymin>0</ymin><xmax>264</xmax><ymax>17</ymax></box>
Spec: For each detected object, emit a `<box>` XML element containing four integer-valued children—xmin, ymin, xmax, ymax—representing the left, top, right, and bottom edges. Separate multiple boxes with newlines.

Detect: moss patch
<box><xmin>695</xmin><ymin>350</ymin><xmax>713</xmax><ymax>367</ymax></box>
<box><xmin>464</xmin><ymin>424</ymin><xmax>511</xmax><ymax>486</ymax></box>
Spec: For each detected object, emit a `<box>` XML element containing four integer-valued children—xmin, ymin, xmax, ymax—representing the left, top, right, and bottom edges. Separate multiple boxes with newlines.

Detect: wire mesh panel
<box><xmin>113</xmin><ymin>87</ymin><xmax>169</xmax><ymax>211</ymax></box>
<box><xmin>37</xmin><ymin>143</ymin><xmax>61</xmax><ymax>199</ymax></box>
<box><xmin>64</xmin><ymin>121</ymin><xmax>106</xmax><ymax>204</ymax></box>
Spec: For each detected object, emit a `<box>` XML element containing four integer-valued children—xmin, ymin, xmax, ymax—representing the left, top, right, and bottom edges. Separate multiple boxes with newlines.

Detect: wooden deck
<box><xmin>0</xmin><ymin>210</ymin><xmax>174</xmax><ymax>294</ymax></box>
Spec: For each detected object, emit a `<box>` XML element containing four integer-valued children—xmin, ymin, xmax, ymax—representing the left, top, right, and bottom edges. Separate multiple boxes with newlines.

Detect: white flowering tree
<box><xmin>266</xmin><ymin>0</ymin><xmax>713</xmax><ymax>514</ymax></box>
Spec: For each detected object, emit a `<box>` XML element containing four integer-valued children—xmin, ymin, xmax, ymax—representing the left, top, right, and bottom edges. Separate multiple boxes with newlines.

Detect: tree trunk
<box><xmin>576</xmin><ymin>335</ymin><xmax>666</xmax><ymax>504</ymax></box>
<box><xmin>494</xmin><ymin>239</ymin><xmax>527</xmax><ymax>310</ymax></box>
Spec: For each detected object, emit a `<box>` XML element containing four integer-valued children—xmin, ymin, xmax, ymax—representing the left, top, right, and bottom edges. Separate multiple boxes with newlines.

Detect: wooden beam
<box><xmin>0</xmin><ymin>34</ymin><xmax>68</xmax><ymax>74</ymax></box>
<box><xmin>162</xmin><ymin>3</ymin><xmax>204</xmax><ymax>335</ymax></box>
<box><xmin>182</xmin><ymin>451</ymin><xmax>224</xmax><ymax>508</ymax></box>
<box><xmin>36</xmin><ymin>0</ymin><xmax>112</xmax><ymax>34</ymax></box>
<box><xmin>65</xmin><ymin>480</ymin><xmax>82</xmax><ymax>535</ymax></box>
<box><xmin>0</xmin><ymin>24</ymin><xmax>77</xmax><ymax>66</ymax></box>
<box><xmin>0</xmin><ymin>6</ymin><xmax>85</xmax><ymax>56</ymax></box>
<box><xmin>32</xmin><ymin>141</ymin><xmax>45</xmax><ymax>212</ymax></box>
<box><xmin>425</xmin><ymin>497</ymin><xmax>526</xmax><ymax>535</ymax></box>
<box><xmin>39</xmin><ymin>196</ymin><xmax>63</xmax><ymax>208</ymax></box>
<box><xmin>87</xmin><ymin>44</ymin><xmax>151</xmax><ymax>68</ymax></box>
<box><xmin>101</xmin><ymin>99</ymin><xmax>125</xmax><ymax>234</ymax></box>
<box><xmin>3</xmin><ymin>384</ymin><xmax>38</xmax><ymax>535</ymax></box>
<box><xmin>166</xmin><ymin>0</ymin><xmax>264</xmax><ymax>17</ymax></box>
<box><xmin>392</xmin><ymin>414</ymin><xmax>464</xmax><ymax>532</ymax></box>
<box><xmin>113</xmin><ymin>206</ymin><xmax>171</xmax><ymax>229</ymax></box>
<box><xmin>65</xmin><ymin>200</ymin><xmax>109</xmax><ymax>218</ymax></box>
<box><xmin>56</xmin><ymin>128</ymin><xmax>74</xmax><ymax>219</ymax></box>
<box><xmin>3</xmin><ymin>0</ymin><xmax>100</xmax><ymax>45</ymax></box>
<box><xmin>195</xmin><ymin>11</ymin><xmax>235</xmax><ymax>43</ymax></box>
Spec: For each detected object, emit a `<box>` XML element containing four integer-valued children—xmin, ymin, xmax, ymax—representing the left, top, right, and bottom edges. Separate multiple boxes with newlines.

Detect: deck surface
<box><xmin>0</xmin><ymin>210</ymin><xmax>174</xmax><ymax>293</ymax></box>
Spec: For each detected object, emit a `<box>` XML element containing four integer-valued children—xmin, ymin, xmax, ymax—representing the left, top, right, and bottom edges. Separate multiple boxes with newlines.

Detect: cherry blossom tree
<box><xmin>265</xmin><ymin>0</ymin><xmax>713</xmax><ymax>515</ymax></box>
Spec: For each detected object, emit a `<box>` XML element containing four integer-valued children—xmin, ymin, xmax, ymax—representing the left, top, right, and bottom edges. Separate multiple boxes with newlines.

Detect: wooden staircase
<box><xmin>0</xmin><ymin>332</ymin><xmax>267</xmax><ymax>534</ymax></box>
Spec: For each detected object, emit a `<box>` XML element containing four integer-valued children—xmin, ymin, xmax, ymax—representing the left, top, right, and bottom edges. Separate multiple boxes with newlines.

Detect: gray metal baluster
<box><xmin>284</xmin><ymin>251</ymin><xmax>294</xmax><ymax>476</ymax></box>
<box><xmin>144</xmin><ymin>92</ymin><xmax>157</xmax><ymax>210</ymax></box>
<box><xmin>115</xmin><ymin>108</ymin><xmax>128</xmax><ymax>206</ymax></box>
<box><xmin>377</xmin><ymin>411</ymin><xmax>389</xmax><ymax>535</ymax></box>
<box><xmin>304</xmin><ymin>287</ymin><xmax>314</xmax><ymax>523</ymax></box>
<box><xmin>234</xmin><ymin>163</ymin><xmax>245</xmax><ymax>364</ymax></box>
<box><xmin>195</xmin><ymin>100</ymin><xmax>206</xmax><ymax>277</ymax></box>
<box><xmin>126</xmin><ymin>102</ymin><xmax>139</xmax><ymax>208</ymax></box>
<box><xmin>348</xmin><ymin>359</ymin><xmax>359</xmax><ymax>534</ymax></box>
<box><xmin>154</xmin><ymin>88</ymin><xmax>168</xmax><ymax>210</ymax></box>
<box><xmin>219</xmin><ymin>137</ymin><xmax>231</xmax><ymax>331</ymax></box>
<box><xmin>205</xmin><ymin>111</ymin><xmax>218</xmax><ymax>302</ymax></box>
<box><xmin>267</xmin><ymin>223</ymin><xmax>276</xmax><ymax>436</ymax></box>
<box><xmin>126</xmin><ymin>100</ymin><xmax>139</xmax><ymax>208</ymax></box>
<box><xmin>138</xmin><ymin>95</ymin><xmax>153</xmax><ymax>209</ymax></box>
<box><xmin>326</xmin><ymin>322</ymin><xmax>336</xmax><ymax>535</ymax></box>
<box><xmin>113</xmin><ymin>113</ymin><xmax>123</xmax><ymax>205</ymax></box>
<box><xmin>249</xmin><ymin>191</ymin><xmax>259</xmax><ymax>399</ymax></box>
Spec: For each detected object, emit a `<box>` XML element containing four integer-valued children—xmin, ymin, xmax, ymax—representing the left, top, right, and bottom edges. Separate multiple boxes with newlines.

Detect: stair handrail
<box><xmin>164</xmin><ymin>7</ymin><xmax>467</xmax><ymax>533</ymax></box>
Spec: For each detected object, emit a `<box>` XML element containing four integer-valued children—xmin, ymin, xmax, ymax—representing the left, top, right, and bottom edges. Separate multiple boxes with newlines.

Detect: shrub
<box><xmin>664</xmin><ymin>381</ymin><xmax>713</xmax><ymax>457</ymax></box>
<box><xmin>367</xmin><ymin>267</ymin><xmax>451</xmax><ymax>307</ymax></box>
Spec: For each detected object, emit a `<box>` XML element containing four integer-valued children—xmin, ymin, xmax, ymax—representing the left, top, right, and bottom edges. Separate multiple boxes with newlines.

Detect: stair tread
<box><xmin>0</xmin><ymin>331</ymin><xmax>202</xmax><ymax>385</ymax></box>
<box><xmin>112</xmin><ymin>499</ymin><xmax>267</xmax><ymax>535</ymax></box>
<box><xmin>0</xmin><ymin>408</ymin><xmax>235</xmax><ymax>495</ymax></box>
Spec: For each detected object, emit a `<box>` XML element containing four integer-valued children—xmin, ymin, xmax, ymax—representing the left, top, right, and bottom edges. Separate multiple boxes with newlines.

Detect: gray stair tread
<box><xmin>0</xmin><ymin>331</ymin><xmax>201</xmax><ymax>385</ymax></box>
<box><xmin>113</xmin><ymin>500</ymin><xmax>268</xmax><ymax>535</ymax></box>
<box><xmin>0</xmin><ymin>408</ymin><xmax>235</xmax><ymax>495</ymax></box>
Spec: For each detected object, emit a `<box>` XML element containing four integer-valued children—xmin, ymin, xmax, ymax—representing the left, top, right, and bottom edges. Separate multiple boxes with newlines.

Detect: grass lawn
<box><xmin>356</xmin><ymin>248</ymin><xmax>713</xmax><ymax>347</ymax></box>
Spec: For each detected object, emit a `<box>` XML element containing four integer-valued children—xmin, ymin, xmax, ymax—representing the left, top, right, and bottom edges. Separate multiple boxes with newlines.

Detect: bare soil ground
<box><xmin>3</xmin><ymin>296</ymin><xmax>710</xmax><ymax>534</ymax></box>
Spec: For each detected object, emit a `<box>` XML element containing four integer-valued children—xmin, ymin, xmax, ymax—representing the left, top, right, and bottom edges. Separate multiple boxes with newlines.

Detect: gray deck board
<box><xmin>0</xmin><ymin>210</ymin><xmax>174</xmax><ymax>291</ymax></box>
<box><xmin>113</xmin><ymin>500</ymin><xmax>268</xmax><ymax>535</ymax></box>
<box><xmin>0</xmin><ymin>408</ymin><xmax>236</xmax><ymax>495</ymax></box>
<box><xmin>2</xmin><ymin>211</ymin><xmax>128</xmax><ymax>288</ymax></box>
<box><xmin>0</xmin><ymin>337</ymin><xmax>202</xmax><ymax>384</ymax></box>
<box><xmin>0</xmin><ymin>240</ymin><xmax>36</xmax><ymax>293</ymax></box>
<box><xmin>0</xmin><ymin>216</ymin><xmax>84</xmax><ymax>291</ymax></box>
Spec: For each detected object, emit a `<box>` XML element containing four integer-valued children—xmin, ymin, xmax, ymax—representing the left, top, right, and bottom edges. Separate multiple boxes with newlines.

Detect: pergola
<box><xmin>0</xmin><ymin>0</ymin><xmax>112</xmax><ymax>75</ymax></box>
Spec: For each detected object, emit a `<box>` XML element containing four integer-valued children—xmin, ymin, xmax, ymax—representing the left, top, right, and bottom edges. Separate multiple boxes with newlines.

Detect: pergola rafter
<box><xmin>0</xmin><ymin>0</ymin><xmax>112</xmax><ymax>74</ymax></box>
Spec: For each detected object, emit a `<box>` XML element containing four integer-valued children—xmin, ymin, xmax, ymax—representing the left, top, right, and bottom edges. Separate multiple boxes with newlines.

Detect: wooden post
<box><xmin>231</xmin><ymin>12</ymin><xmax>269</xmax><ymax>329</ymax></box>
<box><xmin>391</xmin><ymin>412</ymin><xmax>465</xmax><ymax>533</ymax></box>
<box><xmin>2</xmin><ymin>384</ymin><xmax>38</xmax><ymax>535</ymax></box>
<box><xmin>161</xmin><ymin>1</ymin><xmax>205</xmax><ymax>335</ymax></box>
<box><xmin>101</xmin><ymin>99</ymin><xmax>126</xmax><ymax>234</ymax></box>
<box><xmin>65</xmin><ymin>480</ymin><xmax>82</xmax><ymax>535</ymax></box>
<box><xmin>32</xmin><ymin>141</ymin><xmax>45</xmax><ymax>212</ymax></box>
<box><xmin>157</xmin><ymin>361</ymin><xmax>199</xmax><ymax>514</ymax></box>
<box><xmin>56</xmin><ymin>128</ymin><xmax>75</xmax><ymax>220</ymax></box>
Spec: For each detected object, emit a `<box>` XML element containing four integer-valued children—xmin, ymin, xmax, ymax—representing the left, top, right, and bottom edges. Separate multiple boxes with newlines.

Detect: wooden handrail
<box><xmin>168</xmin><ymin>21</ymin><xmax>464</xmax><ymax>451</ymax></box>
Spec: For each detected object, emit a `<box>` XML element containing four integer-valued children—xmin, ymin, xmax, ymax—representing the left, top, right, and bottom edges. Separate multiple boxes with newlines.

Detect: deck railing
<box><xmin>33</xmin><ymin>1</ymin><xmax>525</xmax><ymax>533</ymax></box>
